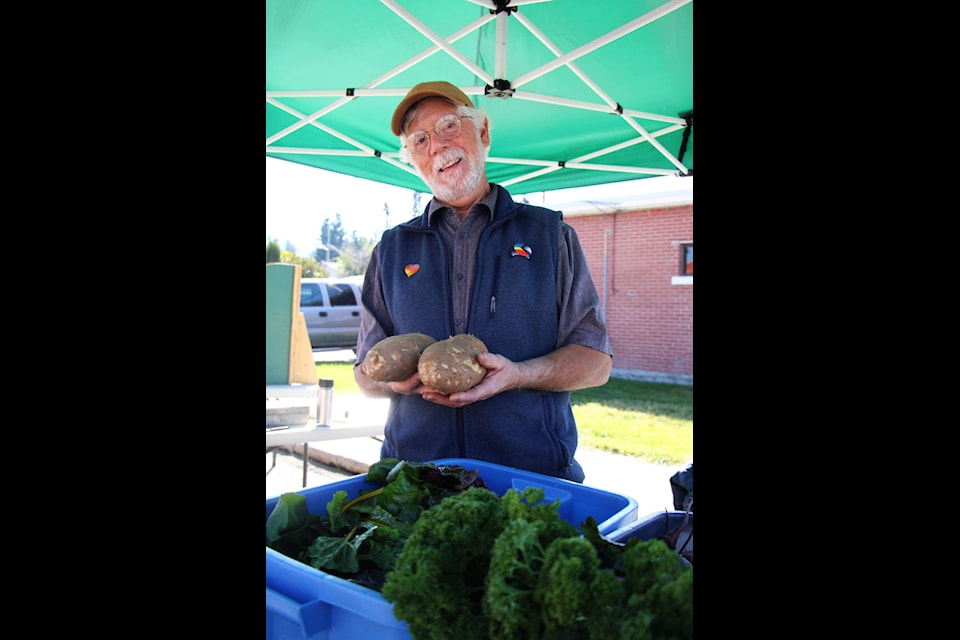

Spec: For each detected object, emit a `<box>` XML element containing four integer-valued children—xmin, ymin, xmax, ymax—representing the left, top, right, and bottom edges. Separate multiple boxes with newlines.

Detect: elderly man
<box><xmin>353</xmin><ymin>81</ymin><xmax>612</xmax><ymax>482</ymax></box>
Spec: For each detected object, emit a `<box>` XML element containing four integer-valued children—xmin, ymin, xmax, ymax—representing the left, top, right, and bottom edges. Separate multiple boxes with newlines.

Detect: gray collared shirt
<box><xmin>425</xmin><ymin>184</ymin><xmax>498</xmax><ymax>331</ymax></box>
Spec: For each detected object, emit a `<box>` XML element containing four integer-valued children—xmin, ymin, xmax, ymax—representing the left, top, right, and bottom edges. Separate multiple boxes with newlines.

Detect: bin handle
<box><xmin>266</xmin><ymin>586</ymin><xmax>330</xmax><ymax>637</ymax></box>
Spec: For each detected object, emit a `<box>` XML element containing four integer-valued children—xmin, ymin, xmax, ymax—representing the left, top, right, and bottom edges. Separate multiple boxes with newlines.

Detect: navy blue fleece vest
<box><xmin>374</xmin><ymin>185</ymin><xmax>584</xmax><ymax>482</ymax></box>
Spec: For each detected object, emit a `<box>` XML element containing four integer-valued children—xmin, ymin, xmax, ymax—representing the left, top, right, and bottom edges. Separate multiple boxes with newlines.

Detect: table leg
<box><xmin>302</xmin><ymin>443</ymin><xmax>309</xmax><ymax>487</ymax></box>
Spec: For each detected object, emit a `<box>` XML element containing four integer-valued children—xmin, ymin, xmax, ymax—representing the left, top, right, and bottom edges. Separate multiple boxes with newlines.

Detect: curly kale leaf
<box><xmin>535</xmin><ymin>536</ymin><xmax>604</xmax><ymax>637</ymax></box>
<box><xmin>621</xmin><ymin>538</ymin><xmax>686</xmax><ymax>597</ymax></box>
<box><xmin>501</xmin><ymin>485</ymin><xmax>565</xmax><ymax>524</ymax></box>
<box><xmin>381</xmin><ymin>487</ymin><xmax>507</xmax><ymax>640</ymax></box>
<box><xmin>483</xmin><ymin>489</ymin><xmax>580</xmax><ymax>640</ymax></box>
<box><xmin>484</xmin><ymin>519</ymin><xmax>552</xmax><ymax>640</ymax></box>
<box><xmin>620</xmin><ymin>538</ymin><xmax>693</xmax><ymax>640</ymax></box>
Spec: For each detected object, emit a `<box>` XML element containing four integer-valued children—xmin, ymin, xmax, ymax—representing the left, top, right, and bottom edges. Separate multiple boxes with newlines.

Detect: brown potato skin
<box><xmin>417</xmin><ymin>334</ymin><xmax>488</xmax><ymax>393</ymax></box>
<box><xmin>362</xmin><ymin>333</ymin><xmax>436</xmax><ymax>382</ymax></box>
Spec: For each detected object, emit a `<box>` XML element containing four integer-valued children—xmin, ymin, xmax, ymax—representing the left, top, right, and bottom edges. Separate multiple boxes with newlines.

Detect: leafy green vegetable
<box><xmin>265</xmin><ymin>459</ymin><xmax>488</xmax><ymax>588</ymax></box>
<box><xmin>264</xmin><ymin>492</ymin><xmax>328</xmax><ymax>561</ymax></box>
<box><xmin>383</xmin><ymin>486</ymin><xmax>692</xmax><ymax>640</ymax></box>
<box><xmin>619</xmin><ymin>538</ymin><xmax>693</xmax><ymax>639</ymax></box>
<box><xmin>536</xmin><ymin>536</ymin><xmax>605</xmax><ymax>636</ymax></box>
<box><xmin>267</xmin><ymin>461</ymin><xmax>693</xmax><ymax>639</ymax></box>
<box><xmin>381</xmin><ymin>487</ymin><xmax>508</xmax><ymax>640</ymax></box>
<box><xmin>483</xmin><ymin>502</ymin><xmax>579</xmax><ymax>639</ymax></box>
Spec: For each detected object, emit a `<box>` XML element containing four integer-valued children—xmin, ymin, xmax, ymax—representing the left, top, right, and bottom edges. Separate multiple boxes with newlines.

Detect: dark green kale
<box><xmin>482</xmin><ymin>509</ymin><xmax>693</xmax><ymax>640</ymax></box>
<box><xmin>482</xmin><ymin>487</ymin><xmax>580</xmax><ymax>640</ymax></box>
<box><xmin>535</xmin><ymin>536</ymin><xmax>605</xmax><ymax>638</ymax></box>
<box><xmin>619</xmin><ymin>538</ymin><xmax>693</xmax><ymax>639</ymax></box>
<box><xmin>381</xmin><ymin>486</ymin><xmax>508</xmax><ymax>640</ymax></box>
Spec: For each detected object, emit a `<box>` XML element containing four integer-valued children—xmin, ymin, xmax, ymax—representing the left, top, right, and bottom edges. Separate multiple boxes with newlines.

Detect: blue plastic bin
<box><xmin>605</xmin><ymin>510</ymin><xmax>693</xmax><ymax>551</ymax></box>
<box><xmin>266</xmin><ymin>457</ymin><xmax>638</xmax><ymax>640</ymax></box>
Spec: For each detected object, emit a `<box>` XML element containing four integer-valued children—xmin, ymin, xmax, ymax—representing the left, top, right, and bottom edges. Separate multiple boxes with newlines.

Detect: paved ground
<box><xmin>266</xmin><ymin>350</ymin><xmax>689</xmax><ymax>520</ymax></box>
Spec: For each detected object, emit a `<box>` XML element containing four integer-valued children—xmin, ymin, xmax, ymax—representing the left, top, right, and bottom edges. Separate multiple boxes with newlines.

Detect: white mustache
<box><xmin>433</xmin><ymin>153</ymin><xmax>462</xmax><ymax>173</ymax></box>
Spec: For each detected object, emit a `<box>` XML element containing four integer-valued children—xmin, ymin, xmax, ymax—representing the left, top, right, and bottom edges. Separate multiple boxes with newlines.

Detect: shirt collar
<box><xmin>426</xmin><ymin>183</ymin><xmax>498</xmax><ymax>225</ymax></box>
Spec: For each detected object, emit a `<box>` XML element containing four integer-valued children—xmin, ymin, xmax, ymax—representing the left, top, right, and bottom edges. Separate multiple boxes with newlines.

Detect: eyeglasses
<box><xmin>405</xmin><ymin>114</ymin><xmax>471</xmax><ymax>155</ymax></box>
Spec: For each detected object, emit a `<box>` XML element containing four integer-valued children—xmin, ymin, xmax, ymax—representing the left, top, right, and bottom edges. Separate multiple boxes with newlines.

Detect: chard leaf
<box><xmin>306</xmin><ymin>525</ymin><xmax>378</xmax><ymax>574</ymax></box>
<box><xmin>328</xmin><ymin>488</ymin><xmax>382</xmax><ymax>531</ymax></box>
<box><xmin>326</xmin><ymin>490</ymin><xmax>350</xmax><ymax>522</ymax></box>
<box><xmin>306</xmin><ymin>536</ymin><xmax>361</xmax><ymax>574</ymax></box>
<box><xmin>367</xmin><ymin>530</ymin><xmax>405</xmax><ymax>571</ymax></box>
<box><xmin>366</xmin><ymin>458</ymin><xmax>400</xmax><ymax>483</ymax></box>
<box><xmin>580</xmin><ymin>516</ymin><xmax>628</xmax><ymax>568</ymax></box>
<box><xmin>266</xmin><ymin>493</ymin><xmax>310</xmax><ymax>544</ymax></box>
<box><xmin>379</xmin><ymin>473</ymin><xmax>430</xmax><ymax>523</ymax></box>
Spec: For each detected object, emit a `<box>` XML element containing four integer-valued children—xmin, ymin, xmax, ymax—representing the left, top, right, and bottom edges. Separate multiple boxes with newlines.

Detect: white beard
<box><xmin>418</xmin><ymin>138</ymin><xmax>486</xmax><ymax>203</ymax></box>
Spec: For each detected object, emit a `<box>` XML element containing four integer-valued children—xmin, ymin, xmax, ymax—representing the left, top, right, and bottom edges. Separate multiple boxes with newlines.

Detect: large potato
<box><xmin>418</xmin><ymin>334</ymin><xmax>488</xmax><ymax>393</ymax></box>
<box><xmin>362</xmin><ymin>333</ymin><xmax>436</xmax><ymax>382</ymax></box>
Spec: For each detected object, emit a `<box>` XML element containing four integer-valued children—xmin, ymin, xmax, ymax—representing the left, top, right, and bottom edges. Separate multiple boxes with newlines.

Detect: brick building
<box><xmin>554</xmin><ymin>187</ymin><xmax>693</xmax><ymax>386</ymax></box>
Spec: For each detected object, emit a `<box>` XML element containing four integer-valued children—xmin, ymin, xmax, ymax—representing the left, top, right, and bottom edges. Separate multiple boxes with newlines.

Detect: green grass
<box><xmin>570</xmin><ymin>378</ymin><xmax>692</xmax><ymax>465</ymax></box>
<box><xmin>314</xmin><ymin>361</ymin><xmax>362</xmax><ymax>395</ymax></box>
<box><xmin>315</xmin><ymin>361</ymin><xmax>692</xmax><ymax>466</ymax></box>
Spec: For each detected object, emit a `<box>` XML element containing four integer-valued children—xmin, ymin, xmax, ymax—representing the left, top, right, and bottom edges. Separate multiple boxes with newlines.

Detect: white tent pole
<box><xmin>562</xmin><ymin>163</ymin><xmax>676</xmax><ymax>175</ymax></box>
<box><xmin>267</xmin><ymin>148</ymin><xmax>371</xmax><ymax>157</ymax></box>
<box><xmin>512</xmin><ymin>0</ymin><xmax>692</xmax><ymax>88</ymax></box>
<box><xmin>363</xmin><ymin>13</ymin><xmax>496</xmax><ymax>88</ymax></box>
<box><xmin>514</xmin><ymin>91</ymin><xmax>686</xmax><ymax>125</ymax></box>
<box><xmin>499</xmin><ymin>162</ymin><xmax>675</xmax><ymax>188</ymax></box>
<box><xmin>268</xmin><ymin>146</ymin><xmax>420</xmax><ymax>176</ymax></box>
<box><xmin>266</xmin><ymin>13</ymin><xmax>494</xmax><ymax>147</ymax></box>
<box><xmin>512</xmin><ymin>90</ymin><xmax>689</xmax><ymax>172</ymax></box>
<box><xmin>382</xmin><ymin>0</ymin><xmax>493</xmax><ymax>85</ymax></box>
<box><xmin>619</xmin><ymin>118</ymin><xmax>689</xmax><ymax>173</ymax></box>
<box><xmin>511</xmin><ymin>10</ymin><xmax>619</xmax><ymax>113</ymax></box>
<box><xmin>490</xmin><ymin>154</ymin><xmax>677</xmax><ymax>175</ymax></box>
<box><xmin>500</xmin><ymin>165</ymin><xmax>562</xmax><ymax>186</ymax></box>
<box><xmin>495</xmin><ymin>8</ymin><xmax>508</xmax><ymax>80</ymax></box>
<box><xmin>265</xmin><ymin>97</ymin><xmax>354</xmax><ymax>146</ymax></box>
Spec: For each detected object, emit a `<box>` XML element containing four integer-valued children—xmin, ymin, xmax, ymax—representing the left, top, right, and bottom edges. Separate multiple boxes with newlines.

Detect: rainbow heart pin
<box><xmin>510</xmin><ymin>243</ymin><xmax>532</xmax><ymax>259</ymax></box>
<box><xmin>404</xmin><ymin>263</ymin><xmax>420</xmax><ymax>277</ymax></box>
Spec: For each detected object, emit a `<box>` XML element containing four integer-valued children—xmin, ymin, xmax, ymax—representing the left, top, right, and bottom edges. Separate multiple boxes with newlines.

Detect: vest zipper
<box><xmin>489</xmin><ymin>260</ymin><xmax>500</xmax><ymax>319</ymax></box>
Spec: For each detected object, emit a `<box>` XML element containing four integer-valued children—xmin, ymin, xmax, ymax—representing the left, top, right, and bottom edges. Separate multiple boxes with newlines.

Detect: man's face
<box><xmin>404</xmin><ymin>97</ymin><xmax>489</xmax><ymax>204</ymax></box>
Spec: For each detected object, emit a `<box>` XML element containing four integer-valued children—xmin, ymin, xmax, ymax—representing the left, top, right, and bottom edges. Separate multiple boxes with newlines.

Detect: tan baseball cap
<box><xmin>391</xmin><ymin>81</ymin><xmax>474</xmax><ymax>136</ymax></box>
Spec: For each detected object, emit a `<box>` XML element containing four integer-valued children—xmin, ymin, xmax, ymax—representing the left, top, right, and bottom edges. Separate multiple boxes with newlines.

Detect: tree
<box><xmin>335</xmin><ymin>232</ymin><xmax>375</xmax><ymax>276</ymax></box>
<box><xmin>280</xmin><ymin>250</ymin><xmax>328</xmax><ymax>278</ymax></box>
<box><xmin>266</xmin><ymin>240</ymin><xmax>281</xmax><ymax>263</ymax></box>
<box><xmin>314</xmin><ymin>214</ymin><xmax>347</xmax><ymax>262</ymax></box>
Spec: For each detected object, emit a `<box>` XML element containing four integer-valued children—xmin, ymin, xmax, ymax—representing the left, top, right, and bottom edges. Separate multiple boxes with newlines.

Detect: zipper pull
<box><xmin>490</xmin><ymin>296</ymin><xmax>496</xmax><ymax>314</ymax></box>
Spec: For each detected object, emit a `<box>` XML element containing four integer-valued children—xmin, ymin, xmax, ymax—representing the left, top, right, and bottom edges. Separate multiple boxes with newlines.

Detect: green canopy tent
<box><xmin>266</xmin><ymin>0</ymin><xmax>692</xmax><ymax>195</ymax></box>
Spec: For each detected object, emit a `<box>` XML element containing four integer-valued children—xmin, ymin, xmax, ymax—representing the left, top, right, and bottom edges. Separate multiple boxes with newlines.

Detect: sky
<box><xmin>266</xmin><ymin>156</ymin><xmax>692</xmax><ymax>258</ymax></box>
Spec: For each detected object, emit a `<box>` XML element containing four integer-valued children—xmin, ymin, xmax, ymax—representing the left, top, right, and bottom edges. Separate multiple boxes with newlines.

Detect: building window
<box><xmin>671</xmin><ymin>243</ymin><xmax>693</xmax><ymax>285</ymax></box>
<box><xmin>681</xmin><ymin>244</ymin><xmax>693</xmax><ymax>275</ymax></box>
